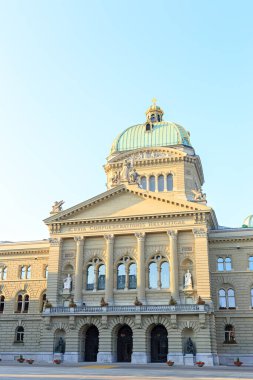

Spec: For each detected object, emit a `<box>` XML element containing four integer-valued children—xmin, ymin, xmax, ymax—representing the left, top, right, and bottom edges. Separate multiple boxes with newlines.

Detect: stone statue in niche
<box><xmin>120</xmin><ymin>160</ymin><xmax>131</xmax><ymax>181</ymax></box>
<box><xmin>184</xmin><ymin>337</ymin><xmax>196</xmax><ymax>355</ymax></box>
<box><xmin>111</xmin><ymin>171</ymin><xmax>120</xmax><ymax>185</ymax></box>
<box><xmin>128</xmin><ymin>168</ymin><xmax>141</xmax><ymax>186</ymax></box>
<box><xmin>184</xmin><ymin>270</ymin><xmax>192</xmax><ymax>289</ymax></box>
<box><xmin>50</xmin><ymin>200</ymin><xmax>64</xmax><ymax>214</ymax></box>
<box><xmin>63</xmin><ymin>274</ymin><xmax>72</xmax><ymax>290</ymax></box>
<box><xmin>54</xmin><ymin>337</ymin><xmax>65</xmax><ymax>354</ymax></box>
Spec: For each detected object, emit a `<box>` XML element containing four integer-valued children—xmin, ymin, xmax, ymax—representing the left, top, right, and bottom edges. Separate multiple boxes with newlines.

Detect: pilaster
<box><xmin>104</xmin><ymin>234</ymin><xmax>114</xmax><ymax>305</ymax></box>
<box><xmin>167</xmin><ymin>230</ymin><xmax>179</xmax><ymax>300</ymax></box>
<box><xmin>193</xmin><ymin>228</ymin><xmax>211</xmax><ymax>300</ymax></box>
<box><xmin>135</xmin><ymin>232</ymin><xmax>146</xmax><ymax>304</ymax></box>
<box><xmin>74</xmin><ymin>236</ymin><xmax>85</xmax><ymax>306</ymax></box>
<box><xmin>47</xmin><ymin>238</ymin><xmax>63</xmax><ymax>306</ymax></box>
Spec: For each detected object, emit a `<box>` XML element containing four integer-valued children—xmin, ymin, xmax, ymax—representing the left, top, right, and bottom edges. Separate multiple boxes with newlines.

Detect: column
<box><xmin>74</xmin><ymin>236</ymin><xmax>85</xmax><ymax>306</ymax></box>
<box><xmin>135</xmin><ymin>232</ymin><xmax>146</xmax><ymax>304</ymax></box>
<box><xmin>47</xmin><ymin>238</ymin><xmax>63</xmax><ymax>306</ymax></box>
<box><xmin>104</xmin><ymin>234</ymin><xmax>114</xmax><ymax>305</ymax></box>
<box><xmin>193</xmin><ymin>228</ymin><xmax>211</xmax><ymax>300</ymax></box>
<box><xmin>167</xmin><ymin>230</ymin><xmax>179</xmax><ymax>300</ymax></box>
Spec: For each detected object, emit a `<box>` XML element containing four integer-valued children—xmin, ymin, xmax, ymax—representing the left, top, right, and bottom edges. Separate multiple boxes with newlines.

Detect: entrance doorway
<box><xmin>117</xmin><ymin>325</ymin><xmax>133</xmax><ymax>362</ymax></box>
<box><xmin>151</xmin><ymin>324</ymin><xmax>168</xmax><ymax>362</ymax></box>
<box><xmin>84</xmin><ymin>325</ymin><xmax>99</xmax><ymax>362</ymax></box>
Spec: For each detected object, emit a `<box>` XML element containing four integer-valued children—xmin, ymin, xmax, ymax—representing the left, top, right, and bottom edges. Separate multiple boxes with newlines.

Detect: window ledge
<box><xmin>13</xmin><ymin>341</ymin><xmax>24</xmax><ymax>345</ymax></box>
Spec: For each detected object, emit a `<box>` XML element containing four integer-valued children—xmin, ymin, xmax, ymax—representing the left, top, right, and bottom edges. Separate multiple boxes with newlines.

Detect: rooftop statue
<box><xmin>50</xmin><ymin>200</ymin><xmax>64</xmax><ymax>214</ymax></box>
<box><xmin>192</xmin><ymin>188</ymin><xmax>206</xmax><ymax>203</ymax></box>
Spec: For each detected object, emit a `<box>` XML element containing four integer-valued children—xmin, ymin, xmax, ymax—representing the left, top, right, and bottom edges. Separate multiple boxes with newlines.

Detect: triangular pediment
<box><xmin>44</xmin><ymin>185</ymin><xmax>211</xmax><ymax>225</ymax></box>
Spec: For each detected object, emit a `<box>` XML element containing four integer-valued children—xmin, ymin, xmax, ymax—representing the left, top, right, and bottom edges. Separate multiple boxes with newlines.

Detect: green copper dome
<box><xmin>110</xmin><ymin>121</ymin><xmax>192</xmax><ymax>154</ymax></box>
<box><xmin>242</xmin><ymin>215</ymin><xmax>253</xmax><ymax>228</ymax></box>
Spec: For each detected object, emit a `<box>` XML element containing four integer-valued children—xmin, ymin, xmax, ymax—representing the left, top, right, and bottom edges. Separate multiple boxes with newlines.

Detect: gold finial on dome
<box><xmin>146</xmin><ymin>99</ymin><xmax>164</xmax><ymax>122</ymax></box>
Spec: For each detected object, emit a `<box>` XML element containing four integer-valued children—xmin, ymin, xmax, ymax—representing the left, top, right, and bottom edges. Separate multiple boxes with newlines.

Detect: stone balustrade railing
<box><xmin>44</xmin><ymin>304</ymin><xmax>210</xmax><ymax>315</ymax></box>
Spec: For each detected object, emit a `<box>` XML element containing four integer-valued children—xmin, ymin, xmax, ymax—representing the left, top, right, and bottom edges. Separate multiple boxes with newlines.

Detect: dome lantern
<box><xmin>145</xmin><ymin>98</ymin><xmax>164</xmax><ymax>123</ymax></box>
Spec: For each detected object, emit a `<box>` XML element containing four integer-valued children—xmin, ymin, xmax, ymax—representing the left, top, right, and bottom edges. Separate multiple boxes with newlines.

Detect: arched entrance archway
<box><xmin>84</xmin><ymin>325</ymin><xmax>99</xmax><ymax>362</ymax></box>
<box><xmin>151</xmin><ymin>324</ymin><xmax>168</xmax><ymax>362</ymax></box>
<box><xmin>117</xmin><ymin>325</ymin><xmax>133</xmax><ymax>362</ymax></box>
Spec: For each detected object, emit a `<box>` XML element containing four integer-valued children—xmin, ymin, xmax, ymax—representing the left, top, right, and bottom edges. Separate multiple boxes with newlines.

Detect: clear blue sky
<box><xmin>0</xmin><ymin>0</ymin><xmax>252</xmax><ymax>241</ymax></box>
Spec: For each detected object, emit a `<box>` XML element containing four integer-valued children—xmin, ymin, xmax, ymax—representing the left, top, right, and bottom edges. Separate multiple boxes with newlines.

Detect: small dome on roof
<box><xmin>242</xmin><ymin>215</ymin><xmax>253</xmax><ymax>228</ymax></box>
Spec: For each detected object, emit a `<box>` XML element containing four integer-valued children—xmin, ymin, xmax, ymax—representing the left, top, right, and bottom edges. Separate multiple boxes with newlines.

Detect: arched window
<box><xmin>225</xmin><ymin>257</ymin><xmax>232</xmax><ymax>271</ymax></box>
<box><xmin>16</xmin><ymin>326</ymin><xmax>24</xmax><ymax>342</ymax></box>
<box><xmin>158</xmin><ymin>175</ymin><xmax>164</xmax><ymax>192</ymax></box>
<box><xmin>20</xmin><ymin>266</ymin><xmax>26</xmax><ymax>279</ymax></box>
<box><xmin>251</xmin><ymin>288</ymin><xmax>253</xmax><ymax>308</ymax></box>
<box><xmin>217</xmin><ymin>258</ymin><xmax>224</xmax><ymax>271</ymax></box>
<box><xmin>249</xmin><ymin>257</ymin><xmax>253</xmax><ymax>270</ymax></box>
<box><xmin>17</xmin><ymin>295</ymin><xmax>23</xmax><ymax>313</ymax></box>
<box><xmin>41</xmin><ymin>293</ymin><xmax>47</xmax><ymax>312</ymax></box>
<box><xmin>140</xmin><ymin>176</ymin><xmax>147</xmax><ymax>190</ymax></box>
<box><xmin>161</xmin><ymin>262</ymin><xmax>170</xmax><ymax>288</ymax></box>
<box><xmin>128</xmin><ymin>263</ymin><xmax>137</xmax><ymax>289</ymax></box>
<box><xmin>0</xmin><ymin>266</ymin><xmax>7</xmax><ymax>280</ymax></box>
<box><xmin>149</xmin><ymin>262</ymin><xmax>158</xmax><ymax>289</ymax></box>
<box><xmin>0</xmin><ymin>295</ymin><xmax>5</xmax><ymax>313</ymax></box>
<box><xmin>227</xmin><ymin>288</ymin><xmax>236</xmax><ymax>308</ymax></box>
<box><xmin>224</xmin><ymin>324</ymin><xmax>236</xmax><ymax>344</ymax></box>
<box><xmin>97</xmin><ymin>264</ymin><xmax>105</xmax><ymax>290</ymax></box>
<box><xmin>151</xmin><ymin>114</ymin><xmax>155</xmax><ymax>122</ymax></box>
<box><xmin>218</xmin><ymin>289</ymin><xmax>226</xmax><ymax>308</ymax></box>
<box><xmin>86</xmin><ymin>265</ymin><xmax>95</xmax><ymax>290</ymax></box>
<box><xmin>24</xmin><ymin>295</ymin><xmax>29</xmax><ymax>313</ymax></box>
<box><xmin>27</xmin><ymin>266</ymin><xmax>31</xmax><ymax>279</ymax></box>
<box><xmin>167</xmin><ymin>174</ymin><xmax>173</xmax><ymax>191</ymax></box>
<box><xmin>44</xmin><ymin>265</ymin><xmax>48</xmax><ymax>279</ymax></box>
<box><xmin>149</xmin><ymin>176</ymin><xmax>155</xmax><ymax>192</ymax></box>
<box><xmin>117</xmin><ymin>264</ymin><xmax>125</xmax><ymax>289</ymax></box>
<box><xmin>117</xmin><ymin>256</ymin><xmax>136</xmax><ymax>290</ymax></box>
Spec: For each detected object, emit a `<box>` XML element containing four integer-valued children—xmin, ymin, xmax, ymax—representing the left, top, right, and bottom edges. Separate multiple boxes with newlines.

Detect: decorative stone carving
<box><xmin>49</xmin><ymin>238</ymin><xmax>62</xmax><ymax>247</ymax></box>
<box><xmin>193</xmin><ymin>229</ymin><xmax>207</xmax><ymax>238</ymax></box>
<box><xmin>170</xmin><ymin>314</ymin><xmax>177</xmax><ymax>329</ymax></box>
<box><xmin>63</xmin><ymin>274</ymin><xmax>72</xmax><ymax>290</ymax></box>
<box><xmin>191</xmin><ymin>188</ymin><xmax>207</xmax><ymax>203</ymax></box>
<box><xmin>184</xmin><ymin>270</ymin><xmax>192</xmax><ymax>289</ymax></box>
<box><xmin>69</xmin><ymin>316</ymin><xmax>76</xmax><ymax>330</ymax></box>
<box><xmin>50</xmin><ymin>200</ymin><xmax>64</xmax><ymax>214</ymax></box>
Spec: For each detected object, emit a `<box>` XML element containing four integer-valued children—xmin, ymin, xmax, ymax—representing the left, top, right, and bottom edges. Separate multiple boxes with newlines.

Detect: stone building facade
<box><xmin>0</xmin><ymin>101</ymin><xmax>252</xmax><ymax>365</ymax></box>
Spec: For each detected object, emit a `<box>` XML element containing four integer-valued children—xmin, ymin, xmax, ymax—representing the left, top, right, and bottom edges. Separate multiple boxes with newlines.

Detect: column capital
<box><xmin>193</xmin><ymin>228</ymin><xmax>208</xmax><ymax>238</ymax></box>
<box><xmin>49</xmin><ymin>238</ymin><xmax>63</xmax><ymax>247</ymax></box>
<box><xmin>74</xmin><ymin>236</ymin><xmax>85</xmax><ymax>244</ymax></box>
<box><xmin>135</xmin><ymin>232</ymin><xmax>145</xmax><ymax>241</ymax></box>
<box><xmin>167</xmin><ymin>230</ymin><xmax>178</xmax><ymax>239</ymax></box>
<box><xmin>104</xmin><ymin>234</ymin><xmax>114</xmax><ymax>242</ymax></box>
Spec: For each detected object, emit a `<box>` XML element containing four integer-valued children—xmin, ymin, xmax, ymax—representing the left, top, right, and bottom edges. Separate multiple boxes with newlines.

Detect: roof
<box><xmin>110</xmin><ymin>121</ymin><xmax>192</xmax><ymax>154</ymax></box>
<box><xmin>242</xmin><ymin>214</ymin><xmax>253</xmax><ymax>228</ymax></box>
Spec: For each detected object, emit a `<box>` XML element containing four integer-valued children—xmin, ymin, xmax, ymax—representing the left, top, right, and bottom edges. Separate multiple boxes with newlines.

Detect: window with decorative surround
<box><xmin>86</xmin><ymin>258</ymin><xmax>105</xmax><ymax>291</ymax></box>
<box><xmin>249</xmin><ymin>257</ymin><xmax>253</xmax><ymax>270</ymax></box>
<box><xmin>16</xmin><ymin>293</ymin><xmax>29</xmax><ymax>313</ymax></box>
<box><xmin>0</xmin><ymin>266</ymin><xmax>7</xmax><ymax>280</ymax></box>
<box><xmin>217</xmin><ymin>257</ymin><xmax>232</xmax><ymax>271</ymax></box>
<box><xmin>0</xmin><ymin>295</ymin><xmax>5</xmax><ymax>313</ymax></box>
<box><xmin>218</xmin><ymin>288</ymin><xmax>236</xmax><ymax>309</ymax></box>
<box><xmin>148</xmin><ymin>254</ymin><xmax>170</xmax><ymax>289</ymax></box>
<box><xmin>20</xmin><ymin>265</ymin><xmax>31</xmax><ymax>279</ymax></box>
<box><xmin>15</xmin><ymin>326</ymin><xmax>24</xmax><ymax>342</ymax></box>
<box><xmin>117</xmin><ymin>256</ymin><xmax>136</xmax><ymax>290</ymax></box>
<box><xmin>224</xmin><ymin>324</ymin><xmax>236</xmax><ymax>344</ymax></box>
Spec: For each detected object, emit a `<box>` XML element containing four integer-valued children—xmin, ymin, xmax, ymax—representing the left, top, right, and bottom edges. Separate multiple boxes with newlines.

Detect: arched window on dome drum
<box><xmin>149</xmin><ymin>176</ymin><xmax>155</xmax><ymax>192</ymax></box>
<box><xmin>86</xmin><ymin>265</ymin><xmax>95</xmax><ymax>290</ymax></box>
<box><xmin>0</xmin><ymin>295</ymin><xmax>5</xmax><ymax>313</ymax></box>
<box><xmin>161</xmin><ymin>262</ymin><xmax>170</xmax><ymax>288</ymax></box>
<box><xmin>151</xmin><ymin>114</ymin><xmax>156</xmax><ymax>122</ymax></box>
<box><xmin>227</xmin><ymin>288</ymin><xmax>235</xmax><ymax>308</ymax></box>
<box><xmin>167</xmin><ymin>174</ymin><xmax>173</xmax><ymax>191</ymax></box>
<box><xmin>128</xmin><ymin>263</ymin><xmax>137</xmax><ymax>289</ymax></box>
<box><xmin>97</xmin><ymin>264</ymin><xmax>105</xmax><ymax>290</ymax></box>
<box><xmin>149</xmin><ymin>262</ymin><xmax>157</xmax><ymax>289</ymax></box>
<box><xmin>158</xmin><ymin>175</ymin><xmax>164</xmax><ymax>192</ymax></box>
<box><xmin>140</xmin><ymin>176</ymin><xmax>147</xmax><ymax>190</ymax></box>
<box><xmin>249</xmin><ymin>257</ymin><xmax>253</xmax><ymax>270</ymax></box>
<box><xmin>117</xmin><ymin>264</ymin><xmax>126</xmax><ymax>289</ymax></box>
<box><xmin>218</xmin><ymin>289</ymin><xmax>226</xmax><ymax>308</ymax></box>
